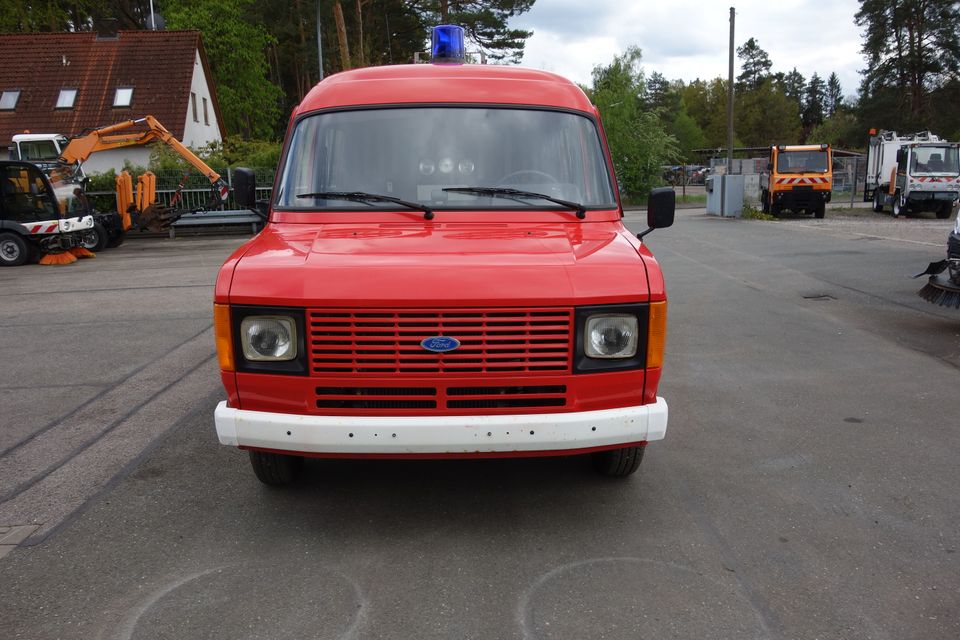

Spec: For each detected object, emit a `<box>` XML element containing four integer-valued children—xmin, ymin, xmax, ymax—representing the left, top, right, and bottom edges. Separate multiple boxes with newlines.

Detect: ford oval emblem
<box><xmin>421</xmin><ymin>336</ymin><xmax>460</xmax><ymax>353</ymax></box>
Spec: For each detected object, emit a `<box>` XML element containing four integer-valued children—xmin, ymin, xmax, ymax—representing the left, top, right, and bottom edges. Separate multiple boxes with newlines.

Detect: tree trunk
<box><xmin>356</xmin><ymin>0</ymin><xmax>365</xmax><ymax>67</ymax></box>
<box><xmin>334</xmin><ymin>1</ymin><xmax>351</xmax><ymax>70</ymax></box>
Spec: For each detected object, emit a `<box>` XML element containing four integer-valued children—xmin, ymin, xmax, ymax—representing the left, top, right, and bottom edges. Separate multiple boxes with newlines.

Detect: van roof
<box><xmin>296</xmin><ymin>64</ymin><xmax>596</xmax><ymax>115</ymax></box>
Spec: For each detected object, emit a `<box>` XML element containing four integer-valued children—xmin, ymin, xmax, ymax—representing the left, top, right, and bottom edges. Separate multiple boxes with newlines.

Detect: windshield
<box><xmin>777</xmin><ymin>150</ymin><xmax>828</xmax><ymax>174</ymax></box>
<box><xmin>275</xmin><ymin>107</ymin><xmax>617</xmax><ymax>210</ymax></box>
<box><xmin>910</xmin><ymin>146</ymin><xmax>960</xmax><ymax>175</ymax></box>
<box><xmin>17</xmin><ymin>139</ymin><xmax>61</xmax><ymax>161</ymax></box>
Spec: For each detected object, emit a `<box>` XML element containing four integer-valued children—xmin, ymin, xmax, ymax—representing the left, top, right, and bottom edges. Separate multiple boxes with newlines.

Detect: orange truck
<box><xmin>759</xmin><ymin>144</ymin><xmax>832</xmax><ymax>218</ymax></box>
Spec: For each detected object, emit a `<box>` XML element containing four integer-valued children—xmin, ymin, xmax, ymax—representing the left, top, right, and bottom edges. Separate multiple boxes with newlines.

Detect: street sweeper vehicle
<box><xmin>915</xmin><ymin>215</ymin><xmax>960</xmax><ymax>308</ymax></box>
<box><xmin>0</xmin><ymin>160</ymin><xmax>95</xmax><ymax>266</ymax></box>
<box><xmin>760</xmin><ymin>144</ymin><xmax>833</xmax><ymax>218</ymax></box>
<box><xmin>865</xmin><ymin>130</ymin><xmax>960</xmax><ymax>218</ymax></box>
<box><xmin>11</xmin><ymin>115</ymin><xmax>231</xmax><ymax>248</ymax></box>
<box><xmin>211</xmin><ymin>25</ymin><xmax>675</xmax><ymax>486</ymax></box>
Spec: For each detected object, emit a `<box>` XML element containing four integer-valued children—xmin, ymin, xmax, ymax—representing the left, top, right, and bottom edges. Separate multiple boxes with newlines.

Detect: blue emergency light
<box><xmin>432</xmin><ymin>25</ymin><xmax>466</xmax><ymax>62</ymax></box>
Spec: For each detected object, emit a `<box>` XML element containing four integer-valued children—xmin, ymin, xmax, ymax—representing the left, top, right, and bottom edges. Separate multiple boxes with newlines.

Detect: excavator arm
<box><xmin>59</xmin><ymin>116</ymin><xmax>230</xmax><ymax>231</ymax></box>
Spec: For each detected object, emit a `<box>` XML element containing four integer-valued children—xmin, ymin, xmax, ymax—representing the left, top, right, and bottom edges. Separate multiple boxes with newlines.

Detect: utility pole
<box><xmin>317</xmin><ymin>1</ymin><xmax>324</xmax><ymax>81</ymax></box>
<box><xmin>721</xmin><ymin>6</ymin><xmax>735</xmax><ymax>216</ymax></box>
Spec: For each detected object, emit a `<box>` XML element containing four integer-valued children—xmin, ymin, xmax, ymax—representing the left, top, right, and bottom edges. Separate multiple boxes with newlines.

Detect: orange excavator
<box><xmin>15</xmin><ymin>116</ymin><xmax>230</xmax><ymax>242</ymax></box>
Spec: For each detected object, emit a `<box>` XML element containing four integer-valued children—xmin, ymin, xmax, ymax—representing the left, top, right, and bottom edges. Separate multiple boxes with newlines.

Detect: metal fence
<box><xmin>85</xmin><ymin>167</ymin><xmax>277</xmax><ymax>212</ymax></box>
<box><xmin>831</xmin><ymin>156</ymin><xmax>867</xmax><ymax>206</ymax></box>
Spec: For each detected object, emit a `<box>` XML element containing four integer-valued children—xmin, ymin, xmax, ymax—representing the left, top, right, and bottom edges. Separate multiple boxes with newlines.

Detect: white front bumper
<box><xmin>214</xmin><ymin>399</ymin><xmax>668</xmax><ymax>455</ymax></box>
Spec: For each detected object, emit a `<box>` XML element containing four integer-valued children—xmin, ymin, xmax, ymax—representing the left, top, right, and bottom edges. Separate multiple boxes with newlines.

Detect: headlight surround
<box><xmin>231</xmin><ymin>306</ymin><xmax>307</xmax><ymax>375</ymax></box>
<box><xmin>584</xmin><ymin>314</ymin><xmax>638</xmax><ymax>358</ymax></box>
<box><xmin>241</xmin><ymin>316</ymin><xmax>297</xmax><ymax>361</ymax></box>
<box><xmin>574</xmin><ymin>304</ymin><xmax>648</xmax><ymax>373</ymax></box>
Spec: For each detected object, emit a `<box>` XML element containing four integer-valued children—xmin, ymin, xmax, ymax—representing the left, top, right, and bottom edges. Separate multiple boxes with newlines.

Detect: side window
<box><xmin>1</xmin><ymin>165</ymin><xmax>56</xmax><ymax>222</ymax></box>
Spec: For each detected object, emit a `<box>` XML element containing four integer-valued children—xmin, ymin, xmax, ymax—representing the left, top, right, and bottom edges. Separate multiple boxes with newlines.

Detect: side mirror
<box><xmin>638</xmin><ymin>187</ymin><xmax>675</xmax><ymax>240</ymax></box>
<box><xmin>233</xmin><ymin>168</ymin><xmax>257</xmax><ymax>208</ymax></box>
<box><xmin>767</xmin><ymin>161</ymin><xmax>773</xmax><ymax>171</ymax></box>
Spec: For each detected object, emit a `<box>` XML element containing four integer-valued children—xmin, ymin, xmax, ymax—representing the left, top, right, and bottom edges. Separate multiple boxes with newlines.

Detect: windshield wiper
<box><xmin>296</xmin><ymin>191</ymin><xmax>434</xmax><ymax>220</ymax></box>
<box><xmin>442</xmin><ymin>187</ymin><xmax>587</xmax><ymax>219</ymax></box>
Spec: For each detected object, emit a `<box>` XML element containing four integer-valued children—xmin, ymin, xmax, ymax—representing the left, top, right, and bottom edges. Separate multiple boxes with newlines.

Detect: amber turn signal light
<box><xmin>214</xmin><ymin>303</ymin><xmax>235</xmax><ymax>372</ymax></box>
<box><xmin>646</xmin><ymin>301</ymin><xmax>667</xmax><ymax>369</ymax></box>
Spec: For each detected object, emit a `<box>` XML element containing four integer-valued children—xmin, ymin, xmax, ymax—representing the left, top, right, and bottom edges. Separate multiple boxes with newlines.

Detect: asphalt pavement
<box><xmin>1</xmin><ymin>210</ymin><xmax>958</xmax><ymax>640</ymax></box>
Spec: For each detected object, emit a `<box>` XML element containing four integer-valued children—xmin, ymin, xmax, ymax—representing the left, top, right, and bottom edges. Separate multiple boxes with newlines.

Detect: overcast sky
<box><xmin>513</xmin><ymin>0</ymin><xmax>865</xmax><ymax>99</ymax></box>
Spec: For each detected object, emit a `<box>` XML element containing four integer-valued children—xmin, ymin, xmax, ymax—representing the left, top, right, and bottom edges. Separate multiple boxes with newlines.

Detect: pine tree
<box><xmin>825</xmin><ymin>72</ymin><xmax>843</xmax><ymax>117</ymax></box>
<box><xmin>414</xmin><ymin>0</ymin><xmax>535</xmax><ymax>63</ymax></box>
<box><xmin>802</xmin><ymin>73</ymin><xmax>826</xmax><ymax>128</ymax></box>
<box><xmin>855</xmin><ymin>0</ymin><xmax>960</xmax><ymax>121</ymax></box>
<box><xmin>780</xmin><ymin>68</ymin><xmax>806</xmax><ymax>116</ymax></box>
<box><xmin>736</xmin><ymin>37</ymin><xmax>772</xmax><ymax>91</ymax></box>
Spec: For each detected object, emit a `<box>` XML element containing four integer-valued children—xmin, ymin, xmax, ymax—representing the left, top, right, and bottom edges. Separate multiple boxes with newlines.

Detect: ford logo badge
<box><xmin>421</xmin><ymin>336</ymin><xmax>460</xmax><ymax>353</ymax></box>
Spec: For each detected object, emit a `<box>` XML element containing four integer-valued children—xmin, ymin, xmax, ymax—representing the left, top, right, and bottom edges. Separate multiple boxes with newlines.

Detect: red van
<box><xmin>213</xmin><ymin>27</ymin><xmax>674</xmax><ymax>485</ymax></box>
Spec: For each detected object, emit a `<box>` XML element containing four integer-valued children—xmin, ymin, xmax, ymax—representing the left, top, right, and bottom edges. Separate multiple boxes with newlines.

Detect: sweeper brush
<box><xmin>39</xmin><ymin>252</ymin><xmax>77</xmax><ymax>266</ymax></box>
<box><xmin>69</xmin><ymin>247</ymin><xmax>96</xmax><ymax>259</ymax></box>
<box><xmin>918</xmin><ymin>276</ymin><xmax>960</xmax><ymax>308</ymax></box>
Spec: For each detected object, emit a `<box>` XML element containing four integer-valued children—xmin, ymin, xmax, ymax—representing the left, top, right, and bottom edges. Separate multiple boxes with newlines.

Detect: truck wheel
<box><xmin>0</xmin><ymin>232</ymin><xmax>29</xmax><ymax>267</ymax></box>
<box><xmin>892</xmin><ymin>195</ymin><xmax>902</xmax><ymax>218</ymax></box>
<box><xmin>248</xmin><ymin>450</ymin><xmax>303</xmax><ymax>486</ymax></box>
<box><xmin>814</xmin><ymin>203</ymin><xmax>826</xmax><ymax>219</ymax></box>
<box><xmin>770</xmin><ymin>202</ymin><xmax>781</xmax><ymax>217</ymax></box>
<box><xmin>592</xmin><ymin>445</ymin><xmax>645</xmax><ymax>477</ymax></box>
<box><xmin>81</xmin><ymin>222</ymin><xmax>109</xmax><ymax>251</ymax></box>
<box><xmin>935</xmin><ymin>203</ymin><xmax>952</xmax><ymax>220</ymax></box>
<box><xmin>872</xmin><ymin>189</ymin><xmax>884</xmax><ymax>213</ymax></box>
<box><xmin>761</xmin><ymin>190</ymin><xmax>769</xmax><ymax>213</ymax></box>
<box><xmin>106</xmin><ymin>230</ymin><xmax>126</xmax><ymax>248</ymax></box>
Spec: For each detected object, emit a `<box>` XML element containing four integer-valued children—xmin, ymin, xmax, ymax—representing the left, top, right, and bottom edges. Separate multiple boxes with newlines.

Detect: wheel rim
<box><xmin>81</xmin><ymin>230</ymin><xmax>98</xmax><ymax>250</ymax></box>
<box><xmin>1</xmin><ymin>239</ymin><xmax>21</xmax><ymax>262</ymax></box>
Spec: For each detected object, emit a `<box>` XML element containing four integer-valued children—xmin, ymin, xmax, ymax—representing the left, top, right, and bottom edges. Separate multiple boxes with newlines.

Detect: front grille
<box><xmin>308</xmin><ymin>308</ymin><xmax>573</xmax><ymax>375</ymax></box>
<box><xmin>314</xmin><ymin>384</ymin><xmax>568</xmax><ymax>412</ymax></box>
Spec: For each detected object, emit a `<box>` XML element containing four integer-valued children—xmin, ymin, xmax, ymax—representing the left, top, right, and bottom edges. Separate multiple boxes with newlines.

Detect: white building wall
<box><xmin>81</xmin><ymin>148</ymin><xmax>152</xmax><ymax>176</ymax></box>
<box><xmin>182</xmin><ymin>50</ymin><xmax>222</xmax><ymax>149</ymax></box>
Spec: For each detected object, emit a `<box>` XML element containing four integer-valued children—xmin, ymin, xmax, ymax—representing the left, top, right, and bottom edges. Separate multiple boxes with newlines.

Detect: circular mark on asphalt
<box><xmin>518</xmin><ymin>558</ymin><xmax>768</xmax><ymax>640</ymax></box>
<box><xmin>126</xmin><ymin>562</ymin><xmax>365</xmax><ymax>640</ymax></box>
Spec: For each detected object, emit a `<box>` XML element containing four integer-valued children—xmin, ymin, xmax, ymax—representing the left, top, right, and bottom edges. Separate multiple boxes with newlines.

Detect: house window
<box><xmin>202</xmin><ymin>97</ymin><xmax>209</xmax><ymax>126</ymax></box>
<box><xmin>0</xmin><ymin>90</ymin><xmax>20</xmax><ymax>110</ymax></box>
<box><xmin>56</xmin><ymin>88</ymin><xmax>77</xmax><ymax>109</ymax></box>
<box><xmin>191</xmin><ymin>92</ymin><xmax>198</xmax><ymax>122</ymax></box>
<box><xmin>113</xmin><ymin>87</ymin><xmax>133</xmax><ymax>107</ymax></box>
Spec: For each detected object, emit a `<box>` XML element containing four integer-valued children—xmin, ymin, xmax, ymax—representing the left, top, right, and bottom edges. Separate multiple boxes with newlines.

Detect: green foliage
<box><xmin>807</xmin><ymin>110</ymin><xmax>862</xmax><ymax>149</ymax></box>
<box><xmin>164</xmin><ymin>0</ymin><xmax>284</xmax><ymax>139</ymax></box>
<box><xmin>826</xmin><ymin>72</ymin><xmax>843</xmax><ymax>117</ymax></box>
<box><xmin>85</xmin><ymin>168</ymin><xmax>117</xmax><ymax>192</ymax></box>
<box><xmin>736</xmin><ymin>79</ymin><xmax>802</xmax><ymax>147</ymax></box>
<box><xmin>669</xmin><ymin>109</ymin><xmax>707</xmax><ymax>161</ymax></box>
<box><xmin>803</xmin><ymin>73</ymin><xmax>826</xmax><ymax>129</ymax></box>
<box><xmin>587</xmin><ymin>47</ymin><xmax>679</xmax><ymax>198</ymax></box>
<box><xmin>740</xmin><ymin>202</ymin><xmax>776</xmax><ymax>220</ymax></box>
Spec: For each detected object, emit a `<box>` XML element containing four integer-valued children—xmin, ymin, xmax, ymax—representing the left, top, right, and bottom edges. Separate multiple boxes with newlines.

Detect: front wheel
<box><xmin>248</xmin><ymin>450</ymin><xmax>304</xmax><ymax>486</ymax></box>
<box><xmin>892</xmin><ymin>194</ymin><xmax>903</xmax><ymax>218</ymax></box>
<box><xmin>760</xmin><ymin>190</ymin><xmax>770</xmax><ymax>214</ymax></box>
<box><xmin>814</xmin><ymin>203</ymin><xmax>826</xmax><ymax>219</ymax></box>
<box><xmin>592</xmin><ymin>445</ymin><xmax>645</xmax><ymax>477</ymax></box>
<box><xmin>935</xmin><ymin>203</ymin><xmax>953</xmax><ymax>220</ymax></box>
<box><xmin>81</xmin><ymin>221</ymin><xmax>109</xmax><ymax>251</ymax></box>
<box><xmin>106</xmin><ymin>229</ymin><xmax>126</xmax><ymax>248</ymax></box>
<box><xmin>0</xmin><ymin>232</ymin><xmax>29</xmax><ymax>267</ymax></box>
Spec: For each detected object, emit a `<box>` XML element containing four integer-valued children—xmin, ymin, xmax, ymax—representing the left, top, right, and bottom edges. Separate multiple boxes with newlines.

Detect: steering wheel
<box><xmin>497</xmin><ymin>170</ymin><xmax>560</xmax><ymax>186</ymax></box>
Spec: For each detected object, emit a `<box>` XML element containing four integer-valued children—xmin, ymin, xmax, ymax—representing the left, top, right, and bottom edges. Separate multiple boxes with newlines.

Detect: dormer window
<box><xmin>56</xmin><ymin>88</ymin><xmax>77</xmax><ymax>109</ymax></box>
<box><xmin>113</xmin><ymin>87</ymin><xmax>133</xmax><ymax>107</ymax></box>
<box><xmin>0</xmin><ymin>90</ymin><xmax>20</xmax><ymax>110</ymax></box>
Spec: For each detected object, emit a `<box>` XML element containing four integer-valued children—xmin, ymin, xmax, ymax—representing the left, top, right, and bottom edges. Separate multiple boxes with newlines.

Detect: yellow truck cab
<box><xmin>760</xmin><ymin>144</ymin><xmax>832</xmax><ymax>218</ymax></box>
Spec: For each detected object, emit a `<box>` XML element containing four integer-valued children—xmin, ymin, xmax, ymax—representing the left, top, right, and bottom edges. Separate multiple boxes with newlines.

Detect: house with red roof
<box><xmin>0</xmin><ymin>29</ymin><xmax>225</xmax><ymax>174</ymax></box>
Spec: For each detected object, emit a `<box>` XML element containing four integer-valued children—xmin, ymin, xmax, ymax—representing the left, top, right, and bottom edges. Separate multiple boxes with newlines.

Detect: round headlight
<box><xmin>585</xmin><ymin>314</ymin><xmax>638</xmax><ymax>359</ymax></box>
<box><xmin>240</xmin><ymin>316</ymin><xmax>297</xmax><ymax>361</ymax></box>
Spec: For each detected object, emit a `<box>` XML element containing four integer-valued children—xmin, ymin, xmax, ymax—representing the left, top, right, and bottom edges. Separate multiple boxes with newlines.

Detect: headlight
<box><xmin>585</xmin><ymin>314</ymin><xmax>638</xmax><ymax>358</ymax></box>
<box><xmin>240</xmin><ymin>316</ymin><xmax>297</xmax><ymax>361</ymax></box>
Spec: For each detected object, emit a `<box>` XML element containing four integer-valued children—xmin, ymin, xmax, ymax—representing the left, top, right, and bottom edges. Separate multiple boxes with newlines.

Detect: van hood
<box><xmin>227</xmin><ymin>221</ymin><xmax>655</xmax><ymax>307</ymax></box>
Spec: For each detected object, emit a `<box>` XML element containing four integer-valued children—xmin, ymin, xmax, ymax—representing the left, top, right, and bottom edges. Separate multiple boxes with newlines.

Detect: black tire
<box><xmin>770</xmin><ymin>202</ymin><xmax>781</xmax><ymax>217</ymax></box>
<box><xmin>106</xmin><ymin>230</ymin><xmax>126</xmax><ymax>248</ymax></box>
<box><xmin>0</xmin><ymin>232</ymin><xmax>29</xmax><ymax>267</ymax></box>
<box><xmin>872</xmin><ymin>189</ymin><xmax>884</xmax><ymax>213</ymax></box>
<box><xmin>935</xmin><ymin>203</ymin><xmax>952</xmax><ymax>220</ymax></box>
<box><xmin>814</xmin><ymin>203</ymin><xmax>826</xmax><ymax>219</ymax></box>
<box><xmin>248</xmin><ymin>450</ymin><xmax>303</xmax><ymax>486</ymax></box>
<box><xmin>892</xmin><ymin>194</ymin><xmax>902</xmax><ymax>218</ymax></box>
<box><xmin>760</xmin><ymin>190</ymin><xmax>769</xmax><ymax>214</ymax></box>
<box><xmin>81</xmin><ymin>221</ymin><xmax>109</xmax><ymax>251</ymax></box>
<box><xmin>592</xmin><ymin>445</ymin><xmax>645</xmax><ymax>477</ymax></box>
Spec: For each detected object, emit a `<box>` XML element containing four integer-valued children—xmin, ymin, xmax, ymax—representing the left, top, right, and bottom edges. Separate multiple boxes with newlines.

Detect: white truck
<box><xmin>865</xmin><ymin>130</ymin><xmax>960</xmax><ymax>219</ymax></box>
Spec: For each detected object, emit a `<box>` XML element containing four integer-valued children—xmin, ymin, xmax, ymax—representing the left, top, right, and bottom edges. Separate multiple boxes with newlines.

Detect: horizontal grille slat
<box><xmin>308</xmin><ymin>307</ymin><xmax>573</xmax><ymax>375</ymax></box>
